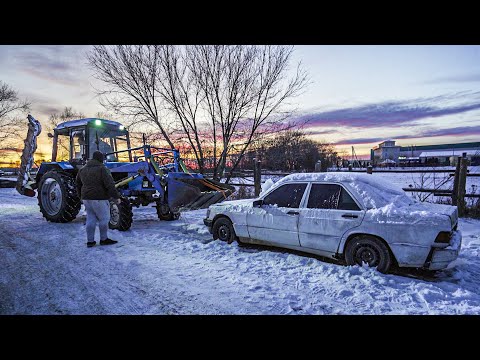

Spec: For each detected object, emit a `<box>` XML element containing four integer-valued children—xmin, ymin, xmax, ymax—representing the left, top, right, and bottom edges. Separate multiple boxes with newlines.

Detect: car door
<box><xmin>298</xmin><ymin>183</ymin><xmax>365</xmax><ymax>254</ymax></box>
<box><xmin>246</xmin><ymin>182</ymin><xmax>308</xmax><ymax>246</ymax></box>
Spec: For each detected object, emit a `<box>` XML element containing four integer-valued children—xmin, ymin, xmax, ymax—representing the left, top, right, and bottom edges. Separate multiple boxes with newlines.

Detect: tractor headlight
<box><xmin>142</xmin><ymin>180</ymin><xmax>150</xmax><ymax>188</ymax></box>
<box><xmin>95</xmin><ymin>119</ymin><xmax>102</xmax><ymax>126</ymax></box>
<box><xmin>206</xmin><ymin>208</ymin><xmax>211</xmax><ymax>219</ymax></box>
<box><xmin>119</xmin><ymin>125</ymin><xmax>125</xmax><ymax>130</ymax></box>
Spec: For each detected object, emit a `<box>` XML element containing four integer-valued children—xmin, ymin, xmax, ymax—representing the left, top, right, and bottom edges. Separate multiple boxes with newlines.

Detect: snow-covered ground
<box><xmin>1</xmin><ymin>187</ymin><xmax>480</xmax><ymax>314</ymax></box>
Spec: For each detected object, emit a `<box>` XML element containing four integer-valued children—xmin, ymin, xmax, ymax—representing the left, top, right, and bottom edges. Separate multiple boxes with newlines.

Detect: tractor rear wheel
<box><xmin>156</xmin><ymin>202</ymin><xmax>180</xmax><ymax>221</ymax></box>
<box><xmin>38</xmin><ymin>171</ymin><xmax>81</xmax><ymax>223</ymax></box>
<box><xmin>109</xmin><ymin>197</ymin><xmax>133</xmax><ymax>231</ymax></box>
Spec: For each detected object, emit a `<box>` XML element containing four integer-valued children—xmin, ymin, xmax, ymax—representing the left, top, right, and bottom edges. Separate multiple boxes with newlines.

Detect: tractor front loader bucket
<box><xmin>166</xmin><ymin>173</ymin><xmax>235</xmax><ymax>211</ymax></box>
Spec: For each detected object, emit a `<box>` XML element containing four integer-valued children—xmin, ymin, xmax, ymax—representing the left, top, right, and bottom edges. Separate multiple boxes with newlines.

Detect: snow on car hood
<box><xmin>211</xmin><ymin>199</ymin><xmax>253</xmax><ymax>212</ymax></box>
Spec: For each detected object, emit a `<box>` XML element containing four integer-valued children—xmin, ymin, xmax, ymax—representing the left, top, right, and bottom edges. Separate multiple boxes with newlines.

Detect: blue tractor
<box><xmin>16</xmin><ymin>115</ymin><xmax>234</xmax><ymax>231</ymax></box>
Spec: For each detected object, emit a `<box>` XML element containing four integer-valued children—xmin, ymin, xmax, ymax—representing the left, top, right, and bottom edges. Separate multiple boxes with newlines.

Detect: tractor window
<box><xmin>88</xmin><ymin>127</ymin><xmax>130</xmax><ymax>162</ymax></box>
<box><xmin>56</xmin><ymin>134</ymin><xmax>70</xmax><ymax>162</ymax></box>
<box><xmin>71</xmin><ymin>130</ymin><xmax>86</xmax><ymax>160</ymax></box>
<box><xmin>114</xmin><ymin>136</ymin><xmax>130</xmax><ymax>162</ymax></box>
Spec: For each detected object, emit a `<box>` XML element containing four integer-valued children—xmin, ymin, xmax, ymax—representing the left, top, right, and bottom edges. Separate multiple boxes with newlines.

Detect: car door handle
<box><xmin>287</xmin><ymin>211</ymin><xmax>299</xmax><ymax>215</ymax></box>
<box><xmin>342</xmin><ymin>214</ymin><xmax>358</xmax><ymax>218</ymax></box>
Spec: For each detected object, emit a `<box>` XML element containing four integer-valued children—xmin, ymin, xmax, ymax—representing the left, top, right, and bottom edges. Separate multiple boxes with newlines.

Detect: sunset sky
<box><xmin>1</xmin><ymin>45</ymin><xmax>480</xmax><ymax>162</ymax></box>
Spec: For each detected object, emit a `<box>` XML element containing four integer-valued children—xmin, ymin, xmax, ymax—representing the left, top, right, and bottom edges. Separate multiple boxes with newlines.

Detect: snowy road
<box><xmin>1</xmin><ymin>187</ymin><xmax>480</xmax><ymax>314</ymax></box>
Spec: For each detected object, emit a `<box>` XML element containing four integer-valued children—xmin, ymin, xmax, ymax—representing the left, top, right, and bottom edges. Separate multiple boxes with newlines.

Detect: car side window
<box><xmin>338</xmin><ymin>188</ymin><xmax>361</xmax><ymax>211</ymax></box>
<box><xmin>263</xmin><ymin>183</ymin><xmax>307</xmax><ymax>208</ymax></box>
<box><xmin>307</xmin><ymin>184</ymin><xmax>341</xmax><ymax>209</ymax></box>
<box><xmin>307</xmin><ymin>184</ymin><xmax>361</xmax><ymax>210</ymax></box>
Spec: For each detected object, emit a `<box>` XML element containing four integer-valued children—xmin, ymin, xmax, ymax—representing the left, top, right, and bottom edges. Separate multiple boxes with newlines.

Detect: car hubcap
<box><xmin>219</xmin><ymin>225</ymin><xmax>229</xmax><ymax>241</ymax></box>
<box><xmin>355</xmin><ymin>244</ymin><xmax>380</xmax><ymax>266</ymax></box>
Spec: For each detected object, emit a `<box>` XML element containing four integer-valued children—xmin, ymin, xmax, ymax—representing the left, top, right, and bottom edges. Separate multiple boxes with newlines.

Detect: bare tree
<box><xmin>87</xmin><ymin>45</ymin><xmax>308</xmax><ymax>180</ymax></box>
<box><xmin>47</xmin><ymin>106</ymin><xmax>85</xmax><ymax>131</ymax></box>
<box><xmin>0</xmin><ymin>81</ymin><xmax>30</xmax><ymax>150</ymax></box>
<box><xmin>253</xmin><ymin>130</ymin><xmax>338</xmax><ymax>172</ymax></box>
<box><xmin>46</xmin><ymin>106</ymin><xmax>85</xmax><ymax>160</ymax></box>
<box><xmin>155</xmin><ymin>45</ymin><xmax>308</xmax><ymax>180</ymax></box>
<box><xmin>87</xmin><ymin>46</ymin><xmax>175</xmax><ymax>149</ymax></box>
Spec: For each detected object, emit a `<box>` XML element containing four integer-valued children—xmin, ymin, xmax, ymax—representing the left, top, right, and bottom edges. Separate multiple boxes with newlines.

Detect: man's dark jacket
<box><xmin>76</xmin><ymin>159</ymin><xmax>120</xmax><ymax>200</ymax></box>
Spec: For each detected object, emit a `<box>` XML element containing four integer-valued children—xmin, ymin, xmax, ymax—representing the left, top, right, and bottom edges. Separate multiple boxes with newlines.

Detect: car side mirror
<box><xmin>253</xmin><ymin>199</ymin><xmax>264</xmax><ymax>208</ymax></box>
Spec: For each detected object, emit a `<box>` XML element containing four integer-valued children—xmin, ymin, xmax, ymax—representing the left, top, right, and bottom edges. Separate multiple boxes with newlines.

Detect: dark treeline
<box><xmin>235</xmin><ymin>130</ymin><xmax>339</xmax><ymax>173</ymax></box>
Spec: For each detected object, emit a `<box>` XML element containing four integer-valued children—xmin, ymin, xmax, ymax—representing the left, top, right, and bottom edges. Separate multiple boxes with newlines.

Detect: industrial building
<box><xmin>371</xmin><ymin>140</ymin><xmax>480</xmax><ymax>166</ymax></box>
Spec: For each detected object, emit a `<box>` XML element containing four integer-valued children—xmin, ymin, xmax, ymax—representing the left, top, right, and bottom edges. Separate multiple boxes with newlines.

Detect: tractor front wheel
<box><xmin>156</xmin><ymin>202</ymin><xmax>180</xmax><ymax>221</ymax></box>
<box><xmin>109</xmin><ymin>197</ymin><xmax>133</xmax><ymax>231</ymax></box>
<box><xmin>38</xmin><ymin>171</ymin><xmax>81</xmax><ymax>223</ymax></box>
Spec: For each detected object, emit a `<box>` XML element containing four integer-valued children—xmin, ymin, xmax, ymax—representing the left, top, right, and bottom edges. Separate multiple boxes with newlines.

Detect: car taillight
<box><xmin>435</xmin><ymin>231</ymin><xmax>451</xmax><ymax>244</ymax></box>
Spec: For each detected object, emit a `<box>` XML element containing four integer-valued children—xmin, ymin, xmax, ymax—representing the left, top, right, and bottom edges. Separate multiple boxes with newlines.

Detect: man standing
<box><xmin>76</xmin><ymin>150</ymin><xmax>121</xmax><ymax>247</ymax></box>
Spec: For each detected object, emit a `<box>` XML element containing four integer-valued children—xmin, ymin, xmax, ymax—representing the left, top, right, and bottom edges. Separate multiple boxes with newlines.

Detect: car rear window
<box><xmin>338</xmin><ymin>188</ymin><xmax>361</xmax><ymax>211</ymax></box>
<box><xmin>307</xmin><ymin>184</ymin><xmax>341</xmax><ymax>209</ymax></box>
<box><xmin>263</xmin><ymin>183</ymin><xmax>307</xmax><ymax>208</ymax></box>
<box><xmin>307</xmin><ymin>184</ymin><xmax>360</xmax><ymax>210</ymax></box>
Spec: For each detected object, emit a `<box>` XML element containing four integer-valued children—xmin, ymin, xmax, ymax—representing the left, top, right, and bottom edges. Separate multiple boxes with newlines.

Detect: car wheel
<box><xmin>212</xmin><ymin>217</ymin><xmax>236</xmax><ymax>244</ymax></box>
<box><xmin>345</xmin><ymin>236</ymin><xmax>392</xmax><ymax>273</ymax></box>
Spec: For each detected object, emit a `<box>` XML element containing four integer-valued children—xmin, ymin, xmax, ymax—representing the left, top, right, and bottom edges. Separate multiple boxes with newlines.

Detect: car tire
<box><xmin>345</xmin><ymin>235</ymin><xmax>392</xmax><ymax>273</ymax></box>
<box><xmin>212</xmin><ymin>217</ymin><xmax>236</xmax><ymax>244</ymax></box>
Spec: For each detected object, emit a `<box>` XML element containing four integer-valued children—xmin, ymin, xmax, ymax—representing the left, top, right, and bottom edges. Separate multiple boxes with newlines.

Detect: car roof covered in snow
<box><xmin>54</xmin><ymin>118</ymin><xmax>124</xmax><ymax>131</ymax></box>
<box><xmin>270</xmin><ymin>172</ymin><xmax>414</xmax><ymax>209</ymax></box>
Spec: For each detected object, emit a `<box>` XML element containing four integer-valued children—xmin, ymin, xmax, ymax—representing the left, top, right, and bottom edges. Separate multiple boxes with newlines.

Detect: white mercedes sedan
<box><xmin>203</xmin><ymin>173</ymin><xmax>462</xmax><ymax>273</ymax></box>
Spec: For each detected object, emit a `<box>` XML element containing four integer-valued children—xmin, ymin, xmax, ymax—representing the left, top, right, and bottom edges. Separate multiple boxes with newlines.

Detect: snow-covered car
<box><xmin>203</xmin><ymin>173</ymin><xmax>462</xmax><ymax>273</ymax></box>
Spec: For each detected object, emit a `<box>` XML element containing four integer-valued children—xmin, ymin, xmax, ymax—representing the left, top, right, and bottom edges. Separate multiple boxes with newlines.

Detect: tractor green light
<box><xmin>95</xmin><ymin>119</ymin><xmax>102</xmax><ymax>126</ymax></box>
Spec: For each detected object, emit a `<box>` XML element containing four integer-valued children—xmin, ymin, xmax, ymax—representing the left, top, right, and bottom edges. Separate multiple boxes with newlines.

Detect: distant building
<box><xmin>370</xmin><ymin>140</ymin><xmax>480</xmax><ymax>166</ymax></box>
<box><xmin>372</xmin><ymin>140</ymin><xmax>401</xmax><ymax>165</ymax></box>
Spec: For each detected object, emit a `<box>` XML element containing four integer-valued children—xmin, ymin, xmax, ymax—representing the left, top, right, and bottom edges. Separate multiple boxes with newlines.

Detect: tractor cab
<box><xmin>51</xmin><ymin>118</ymin><xmax>132</xmax><ymax>166</ymax></box>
